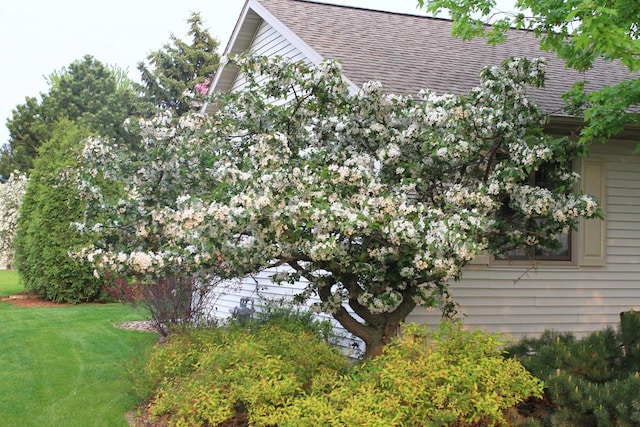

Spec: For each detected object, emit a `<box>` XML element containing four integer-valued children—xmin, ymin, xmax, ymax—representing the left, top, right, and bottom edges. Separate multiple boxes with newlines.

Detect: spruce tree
<box><xmin>136</xmin><ymin>13</ymin><xmax>219</xmax><ymax>117</ymax></box>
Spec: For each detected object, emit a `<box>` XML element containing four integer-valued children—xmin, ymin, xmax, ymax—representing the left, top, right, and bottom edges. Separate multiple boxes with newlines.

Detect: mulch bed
<box><xmin>0</xmin><ymin>292</ymin><xmax>68</xmax><ymax>307</ymax></box>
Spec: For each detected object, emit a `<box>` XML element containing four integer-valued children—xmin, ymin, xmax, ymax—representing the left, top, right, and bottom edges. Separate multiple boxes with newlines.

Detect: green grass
<box><xmin>0</xmin><ymin>273</ymin><xmax>157</xmax><ymax>427</ymax></box>
<box><xmin>0</xmin><ymin>269</ymin><xmax>22</xmax><ymax>296</ymax></box>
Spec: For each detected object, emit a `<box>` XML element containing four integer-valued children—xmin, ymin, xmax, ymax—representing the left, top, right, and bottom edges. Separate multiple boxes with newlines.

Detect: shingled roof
<box><xmin>214</xmin><ymin>0</ymin><xmax>632</xmax><ymax>117</ymax></box>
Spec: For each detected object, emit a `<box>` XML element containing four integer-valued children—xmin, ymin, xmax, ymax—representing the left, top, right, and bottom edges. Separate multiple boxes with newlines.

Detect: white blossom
<box><xmin>0</xmin><ymin>172</ymin><xmax>28</xmax><ymax>267</ymax></box>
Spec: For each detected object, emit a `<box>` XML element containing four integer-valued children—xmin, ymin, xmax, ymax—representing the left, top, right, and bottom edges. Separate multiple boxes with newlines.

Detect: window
<box><xmin>469</xmin><ymin>158</ymin><xmax>606</xmax><ymax>267</ymax></box>
<box><xmin>500</xmin><ymin>164</ymin><xmax>572</xmax><ymax>262</ymax></box>
<box><xmin>501</xmin><ymin>232</ymin><xmax>571</xmax><ymax>261</ymax></box>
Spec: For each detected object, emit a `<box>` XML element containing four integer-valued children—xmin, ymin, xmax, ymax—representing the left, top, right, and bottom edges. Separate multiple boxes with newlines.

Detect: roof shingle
<box><xmin>256</xmin><ymin>0</ymin><xmax>633</xmax><ymax>116</ymax></box>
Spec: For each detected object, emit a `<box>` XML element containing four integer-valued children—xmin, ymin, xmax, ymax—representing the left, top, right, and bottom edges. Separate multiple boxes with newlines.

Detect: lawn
<box><xmin>0</xmin><ymin>270</ymin><xmax>158</xmax><ymax>427</ymax></box>
<box><xmin>0</xmin><ymin>269</ymin><xmax>23</xmax><ymax>296</ymax></box>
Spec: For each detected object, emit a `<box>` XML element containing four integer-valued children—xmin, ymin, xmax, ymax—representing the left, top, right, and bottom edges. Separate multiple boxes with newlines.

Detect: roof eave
<box><xmin>547</xmin><ymin>114</ymin><xmax>640</xmax><ymax>140</ymax></box>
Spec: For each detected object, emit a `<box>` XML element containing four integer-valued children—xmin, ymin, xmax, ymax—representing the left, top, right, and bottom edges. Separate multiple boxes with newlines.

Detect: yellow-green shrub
<box><xmin>277</xmin><ymin>322</ymin><xmax>544</xmax><ymax>427</ymax></box>
<box><xmin>144</xmin><ymin>322</ymin><xmax>350</xmax><ymax>426</ymax></box>
<box><xmin>142</xmin><ymin>321</ymin><xmax>543</xmax><ymax>426</ymax></box>
<box><xmin>143</xmin><ymin>326</ymin><xmax>230</xmax><ymax>389</ymax></box>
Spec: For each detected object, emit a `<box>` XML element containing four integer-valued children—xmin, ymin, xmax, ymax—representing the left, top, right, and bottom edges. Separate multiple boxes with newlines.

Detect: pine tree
<box><xmin>136</xmin><ymin>12</ymin><xmax>219</xmax><ymax>117</ymax></box>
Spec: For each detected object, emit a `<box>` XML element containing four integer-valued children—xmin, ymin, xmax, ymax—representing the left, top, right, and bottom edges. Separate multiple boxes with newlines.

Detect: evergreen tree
<box><xmin>0</xmin><ymin>97</ymin><xmax>48</xmax><ymax>178</ymax></box>
<box><xmin>136</xmin><ymin>12</ymin><xmax>219</xmax><ymax>117</ymax></box>
<box><xmin>14</xmin><ymin>119</ymin><xmax>105</xmax><ymax>303</ymax></box>
<box><xmin>44</xmin><ymin>56</ymin><xmax>140</xmax><ymax>143</ymax></box>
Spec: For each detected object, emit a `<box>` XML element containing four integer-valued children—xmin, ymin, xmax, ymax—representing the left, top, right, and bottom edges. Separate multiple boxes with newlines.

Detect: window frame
<box><xmin>469</xmin><ymin>157</ymin><xmax>606</xmax><ymax>268</ymax></box>
<box><xmin>495</xmin><ymin>160</ymin><xmax>576</xmax><ymax>263</ymax></box>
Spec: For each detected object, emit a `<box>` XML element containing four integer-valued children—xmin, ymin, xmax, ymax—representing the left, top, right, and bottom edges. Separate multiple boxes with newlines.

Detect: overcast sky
<box><xmin>0</xmin><ymin>0</ymin><xmax>502</xmax><ymax>147</ymax></box>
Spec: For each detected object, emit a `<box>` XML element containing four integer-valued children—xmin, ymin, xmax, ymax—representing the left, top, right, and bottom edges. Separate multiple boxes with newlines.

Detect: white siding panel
<box><xmin>408</xmin><ymin>140</ymin><xmax>640</xmax><ymax>338</ymax></box>
<box><xmin>231</xmin><ymin>21</ymin><xmax>310</xmax><ymax>93</ymax></box>
<box><xmin>252</xmin><ymin>24</ymin><xmax>303</xmax><ymax>59</ymax></box>
<box><xmin>206</xmin><ymin>268</ymin><xmax>364</xmax><ymax>354</ymax></box>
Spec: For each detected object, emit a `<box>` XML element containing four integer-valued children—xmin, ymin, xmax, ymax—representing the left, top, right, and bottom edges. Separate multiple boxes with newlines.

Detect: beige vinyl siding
<box><xmin>407</xmin><ymin>139</ymin><xmax>640</xmax><ymax>338</ymax></box>
<box><xmin>231</xmin><ymin>20</ymin><xmax>310</xmax><ymax>92</ymax></box>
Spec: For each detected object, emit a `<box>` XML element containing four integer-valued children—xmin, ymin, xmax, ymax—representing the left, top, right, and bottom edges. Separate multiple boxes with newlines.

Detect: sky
<box><xmin>0</xmin><ymin>0</ymin><xmax>432</xmax><ymax>148</ymax></box>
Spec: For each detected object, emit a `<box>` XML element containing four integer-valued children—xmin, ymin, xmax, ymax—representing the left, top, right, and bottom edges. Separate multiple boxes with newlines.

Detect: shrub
<box><xmin>143</xmin><ymin>321</ymin><xmax>350</xmax><ymax>426</ymax></box>
<box><xmin>0</xmin><ymin>172</ymin><xmax>27</xmax><ymax>269</ymax></box>
<box><xmin>507</xmin><ymin>313</ymin><xmax>640</xmax><ymax>426</ymax></box>
<box><xmin>142</xmin><ymin>321</ymin><xmax>543</xmax><ymax>426</ymax></box>
<box><xmin>235</xmin><ymin>298</ymin><xmax>344</xmax><ymax>348</ymax></box>
<box><xmin>277</xmin><ymin>322</ymin><xmax>544</xmax><ymax>427</ymax></box>
<box><xmin>620</xmin><ymin>310</ymin><xmax>640</xmax><ymax>372</ymax></box>
<box><xmin>103</xmin><ymin>274</ymin><xmax>220</xmax><ymax>336</ymax></box>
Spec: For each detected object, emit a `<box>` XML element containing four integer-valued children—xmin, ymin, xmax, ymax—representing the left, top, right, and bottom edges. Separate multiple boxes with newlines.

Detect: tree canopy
<box><xmin>76</xmin><ymin>55</ymin><xmax>599</xmax><ymax>357</ymax></box>
<box><xmin>136</xmin><ymin>12</ymin><xmax>219</xmax><ymax>117</ymax></box>
<box><xmin>0</xmin><ymin>55</ymin><xmax>140</xmax><ymax>178</ymax></box>
<box><xmin>418</xmin><ymin>0</ymin><xmax>640</xmax><ymax>144</ymax></box>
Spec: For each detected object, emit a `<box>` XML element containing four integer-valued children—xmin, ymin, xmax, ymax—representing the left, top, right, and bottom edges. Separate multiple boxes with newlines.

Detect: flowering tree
<box><xmin>77</xmin><ymin>55</ymin><xmax>600</xmax><ymax>358</ymax></box>
<box><xmin>0</xmin><ymin>172</ymin><xmax>27</xmax><ymax>269</ymax></box>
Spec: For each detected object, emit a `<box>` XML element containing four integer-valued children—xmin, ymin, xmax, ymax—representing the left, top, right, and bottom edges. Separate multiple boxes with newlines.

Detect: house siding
<box><xmin>209</xmin><ymin>268</ymin><xmax>364</xmax><ymax>354</ymax></box>
<box><xmin>230</xmin><ymin>20</ymin><xmax>310</xmax><ymax>93</ymax></box>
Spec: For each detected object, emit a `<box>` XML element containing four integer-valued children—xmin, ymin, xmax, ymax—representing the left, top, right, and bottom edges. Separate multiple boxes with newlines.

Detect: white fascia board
<box><xmin>203</xmin><ymin>0</ymin><xmax>253</xmax><ymax>104</ymax></box>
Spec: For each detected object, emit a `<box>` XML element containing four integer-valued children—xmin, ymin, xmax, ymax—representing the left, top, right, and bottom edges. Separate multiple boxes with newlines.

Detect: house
<box><xmin>204</xmin><ymin>0</ymin><xmax>640</xmax><ymax>339</ymax></box>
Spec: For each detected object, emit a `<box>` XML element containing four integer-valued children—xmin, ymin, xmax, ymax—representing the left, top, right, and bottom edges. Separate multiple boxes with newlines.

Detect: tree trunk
<box><xmin>361</xmin><ymin>323</ymin><xmax>400</xmax><ymax>359</ymax></box>
<box><xmin>314</xmin><ymin>273</ymin><xmax>418</xmax><ymax>359</ymax></box>
<box><xmin>323</xmin><ymin>289</ymin><xmax>416</xmax><ymax>359</ymax></box>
